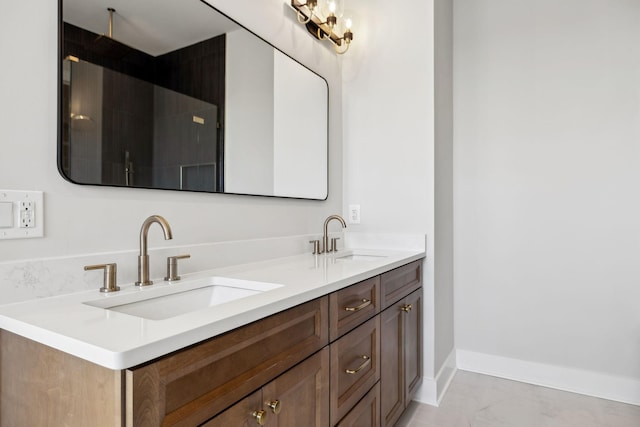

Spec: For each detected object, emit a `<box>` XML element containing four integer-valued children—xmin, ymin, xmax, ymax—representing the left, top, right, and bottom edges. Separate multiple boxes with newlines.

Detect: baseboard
<box><xmin>457</xmin><ymin>349</ymin><xmax>640</xmax><ymax>406</ymax></box>
<box><xmin>414</xmin><ymin>349</ymin><xmax>458</xmax><ymax>406</ymax></box>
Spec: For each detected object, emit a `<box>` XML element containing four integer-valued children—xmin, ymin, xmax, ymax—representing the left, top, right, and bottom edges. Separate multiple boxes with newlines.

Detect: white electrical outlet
<box><xmin>20</xmin><ymin>201</ymin><xmax>36</xmax><ymax>228</ymax></box>
<box><xmin>0</xmin><ymin>190</ymin><xmax>44</xmax><ymax>239</ymax></box>
<box><xmin>348</xmin><ymin>204</ymin><xmax>361</xmax><ymax>224</ymax></box>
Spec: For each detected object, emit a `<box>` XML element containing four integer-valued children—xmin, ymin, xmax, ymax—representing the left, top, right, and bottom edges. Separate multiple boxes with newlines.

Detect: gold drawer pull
<box><xmin>267</xmin><ymin>399</ymin><xmax>281</xmax><ymax>414</ymax></box>
<box><xmin>252</xmin><ymin>410</ymin><xmax>267</xmax><ymax>425</ymax></box>
<box><xmin>401</xmin><ymin>304</ymin><xmax>413</xmax><ymax>313</ymax></box>
<box><xmin>344</xmin><ymin>298</ymin><xmax>371</xmax><ymax>312</ymax></box>
<box><xmin>345</xmin><ymin>355</ymin><xmax>371</xmax><ymax>374</ymax></box>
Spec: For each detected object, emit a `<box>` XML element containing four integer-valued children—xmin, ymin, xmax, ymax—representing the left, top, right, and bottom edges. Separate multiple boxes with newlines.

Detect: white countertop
<box><xmin>0</xmin><ymin>248</ymin><xmax>424</xmax><ymax>370</ymax></box>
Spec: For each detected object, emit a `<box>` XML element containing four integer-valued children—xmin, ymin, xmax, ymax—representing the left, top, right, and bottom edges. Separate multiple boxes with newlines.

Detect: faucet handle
<box><xmin>330</xmin><ymin>237</ymin><xmax>341</xmax><ymax>252</ymax></box>
<box><xmin>84</xmin><ymin>263</ymin><xmax>120</xmax><ymax>293</ymax></box>
<box><xmin>309</xmin><ymin>240</ymin><xmax>321</xmax><ymax>255</ymax></box>
<box><xmin>165</xmin><ymin>254</ymin><xmax>191</xmax><ymax>282</ymax></box>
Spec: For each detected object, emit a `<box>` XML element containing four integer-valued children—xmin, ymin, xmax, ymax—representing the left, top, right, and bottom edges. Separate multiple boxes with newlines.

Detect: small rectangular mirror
<box><xmin>59</xmin><ymin>0</ymin><xmax>328</xmax><ymax>200</ymax></box>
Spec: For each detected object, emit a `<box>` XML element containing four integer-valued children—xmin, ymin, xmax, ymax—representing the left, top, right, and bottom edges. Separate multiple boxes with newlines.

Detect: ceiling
<box><xmin>62</xmin><ymin>0</ymin><xmax>240</xmax><ymax>56</ymax></box>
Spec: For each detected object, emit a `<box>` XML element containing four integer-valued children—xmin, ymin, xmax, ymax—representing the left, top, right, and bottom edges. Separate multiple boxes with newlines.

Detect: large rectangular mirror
<box><xmin>59</xmin><ymin>0</ymin><xmax>328</xmax><ymax>200</ymax></box>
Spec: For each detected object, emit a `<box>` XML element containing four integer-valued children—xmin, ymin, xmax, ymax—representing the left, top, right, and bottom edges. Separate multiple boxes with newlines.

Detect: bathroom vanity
<box><xmin>0</xmin><ymin>251</ymin><xmax>424</xmax><ymax>426</ymax></box>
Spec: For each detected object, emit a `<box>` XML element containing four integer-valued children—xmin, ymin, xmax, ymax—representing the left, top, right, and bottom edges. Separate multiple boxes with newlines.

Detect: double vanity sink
<box><xmin>0</xmin><ymin>247</ymin><xmax>423</xmax><ymax>369</ymax></box>
<box><xmin>84</xmin><ymin>252</ymin><xmax>387</xmax><ymax>321</ymax></box>
<box><xmin>0</xmin><ymin>230</ymin><xmax>425</xmax><ymax>426</ymax></box>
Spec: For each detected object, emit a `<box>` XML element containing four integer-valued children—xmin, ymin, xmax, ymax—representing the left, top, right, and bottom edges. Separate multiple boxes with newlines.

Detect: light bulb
<box><xmin>345</xmin><ymin>18</ymin><xmax>353</xmax><ymax>29</ymax></box>
<box><xmin>324</xmin><ymin>0</ymin><xmax>343</xmax><ymax>17</ymax></box>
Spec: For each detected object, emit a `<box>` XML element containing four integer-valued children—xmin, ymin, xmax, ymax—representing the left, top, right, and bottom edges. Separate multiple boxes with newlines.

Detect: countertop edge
<box><xmin>0</xmin><ymin>250</ymin><xmax>425</xmax><ymax>370</ymax></box>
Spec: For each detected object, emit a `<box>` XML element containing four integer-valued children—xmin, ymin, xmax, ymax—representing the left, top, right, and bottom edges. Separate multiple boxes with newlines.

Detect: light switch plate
<box><xmin>0</xmin><ymin>190</ymin><xmax>44</xmax><ymax>239</ymax></box>
<box><xmin>0</xmin><ymin>202</ymin><xmax>13</xmax><ymax>228</ymax></box>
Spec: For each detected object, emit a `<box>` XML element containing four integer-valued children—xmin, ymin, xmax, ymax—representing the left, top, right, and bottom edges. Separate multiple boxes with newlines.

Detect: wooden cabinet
<box><xmin>380</xmin><ymin>289</ymin><xmax>423</xmax><ymax>427</ymax></box>
<box><xmin>203</xmin><ymin>347</ymin><xmax>329</xmax><ymax>427</ymax></box>
<box><xmin>330</xmin><ymin>316</ymin><xmax>380</xmax><ymax>425</ymax></box>
<box><xmin>126</xmin><ymin>297</ymin><xmax>328</xmax><ymax>426</ymax></box>
<box><xmin>0</xmin><ymin>259</ymin><xmax>424</xmax><ymax>427</ymax></box>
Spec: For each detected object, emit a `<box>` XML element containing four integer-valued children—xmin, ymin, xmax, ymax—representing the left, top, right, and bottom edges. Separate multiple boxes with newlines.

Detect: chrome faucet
<box><xmin>322</xmin><ymin>214</ymin><xmax>347</xmax><ymax>253</ymax></box>
<box><xmin>136</xmin><ymin>215</ymin><xmax>173</xmax><ymax>286</ymax></box>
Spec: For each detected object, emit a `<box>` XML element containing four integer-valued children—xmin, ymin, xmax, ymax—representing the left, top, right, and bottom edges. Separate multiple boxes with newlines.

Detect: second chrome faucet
<box><xmin>136</xmin><ymin>215</ymin><xmax>173</xmax><ymax>286</ymax></box>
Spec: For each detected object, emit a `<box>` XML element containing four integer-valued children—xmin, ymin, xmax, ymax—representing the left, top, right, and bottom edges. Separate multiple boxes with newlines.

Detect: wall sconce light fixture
<box><xmin>290</xmin><ymin>0</ymin><xmax>354</xmax><ymax>54</ymax></box>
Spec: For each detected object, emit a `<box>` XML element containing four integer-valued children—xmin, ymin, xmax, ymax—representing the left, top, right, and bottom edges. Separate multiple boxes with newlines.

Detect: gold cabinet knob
<box><xmin>252</xmin><ymin>410</ymin><xmax>267</xmax><ymax>426</ymax></box>
<box><xmin>267</xmin><ymin>399</ymin><xmax>282</xmax><ymax>414</ymax></box>
<box><xmin>401</xmin><ymin>304</ymin><xmax>413</xmax><ymax>313</ymax></box>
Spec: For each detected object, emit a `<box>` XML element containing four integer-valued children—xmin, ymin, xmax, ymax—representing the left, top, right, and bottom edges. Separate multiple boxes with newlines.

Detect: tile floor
<box><xmin>396</xmin><ymin>371</ymin><xmax>640</xmax><ymax>427</ymax></box>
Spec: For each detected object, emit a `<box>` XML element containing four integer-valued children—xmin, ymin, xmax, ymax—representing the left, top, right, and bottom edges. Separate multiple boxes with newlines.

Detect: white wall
<box><xmin>454</xmin><ymin>0</ymin><xmax>640</xmax><ymax>404</ymax></box>
<box><xmin>0</xmin><ymin>1</ymin><xmax>342</xmax><ymax>269</ymax></box>
<box><xmin>343</xmin><ymin>0</ymin><xmax>455</xmax><ymax>404</ymax></box>
<box><xmin>433</xmin><ymin>0</ymin><xmax>455</xmax><ymax>383</ymax></box>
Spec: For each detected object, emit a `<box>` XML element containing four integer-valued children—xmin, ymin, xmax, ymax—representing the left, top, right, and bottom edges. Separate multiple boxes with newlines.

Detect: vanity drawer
<box><xmin>330</xmin><ymin>316</ymin><xmax>380</xmax><ymax>426</ymax></box>
<box><xmin>329</xmin><ymin>276</ymin><xmax>380</xmax><ymax>341</ymax></box>
<box><xmin>380</xmin><ymin>260</ymin><xmax>422</xmax><ymax>309</ymax></box>
<box><xmin>126</xmin><ymin>296</ymin><xmax>328</xmax><ymax>427</ymax></box>
<box><xmin>335</xmin><ymin>382</ymin><xmax>380</xmax><ymax>427</ymax></box>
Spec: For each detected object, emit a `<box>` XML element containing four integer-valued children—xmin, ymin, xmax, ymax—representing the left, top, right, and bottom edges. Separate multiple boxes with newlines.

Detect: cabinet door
<box><xmin>201</xmin><ymin>390</ymin><xmax>263</xmax><ymax>427</ymax></box>
<box><xmin>404</xmin><ymin>289</ymin><xmax>423</xmax><ymax>403</ymax></box>
<box><xmin>380</xmin><ymin>288</ymin><xmax>423</xmax><ymax>427</ymax></box>
<box><xmin>263</xmin><ymin>347</ymin><xmax>330</xmax><ymax>427</ymax></box>
<box><xmin>380</xmin><ymin>300</ymin><xmax>404</xmax><ymax>427</ymax></box>
<box><xmin>203</xmin><ymin>348</ymin><xmax>329</xmax><ymax>427</ymax></box>
<box><xmin>126</xmin><ymin>297</ymin><xmax>328</xmax><ymax>426</ymax></box>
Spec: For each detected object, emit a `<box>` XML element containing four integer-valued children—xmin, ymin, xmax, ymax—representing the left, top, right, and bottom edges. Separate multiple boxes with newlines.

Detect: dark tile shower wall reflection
<box><xmin>63</xmin><ymin>23</ymin><xmax>156</xmax><ymax>82</ymax></box>
<box><xmin>153</xmin><ymin>89</ymin><xmax>217</xmax><ymax>191</ymax></box>
<box><xmin>155</xmin><ymin>36</ymin><xmax>226</xmax><ymax>111</ymax></box>
<box><xmin>101</xmin><ymin>69</ymin><xmax>154</xmax><ymax>187</ymax></box>
<box><xmin>62</xmin><ymin>23</ymin><xmax>225</xmax><ymax>192</ymax></box>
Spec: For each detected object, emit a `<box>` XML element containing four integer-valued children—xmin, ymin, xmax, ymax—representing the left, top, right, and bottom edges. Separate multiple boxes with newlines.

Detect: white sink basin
<box><xmin>83</xmin><ymin>276</ymin><xmax>282</xmax><ymax>320</ymax></box>
<box><xmin>334</xmin><ymin>253</ymin><xmax>387</xmax><ymax>261</ymax></box>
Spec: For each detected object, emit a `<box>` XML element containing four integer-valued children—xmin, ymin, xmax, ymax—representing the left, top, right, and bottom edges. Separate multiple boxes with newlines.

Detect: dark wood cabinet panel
<box><xmin>126</xmin><ymin>297</ymin><xmax>328</xmax><ymax>426</ymax></box>
<box><xmin>404</xmin><ymin>289</ymin><xmax>423</xmax><ymax>403</ymax></box>
<box><xmin>330</xmin><ymin>316</ymin><xmax>380</xmax><ymax>426</ymax></box>
<box><xmin>380</xmin><ymin>260</ymin><xmax>422</xmax><ymax>309</ymax></box>
<box><xmin>380</xmin><ymin>301</ymin><xmax>405</xmax><ymax>427</ymax></box>
<box><xmin>200</xmin><ymin>390</ymin><xmax>263</xmax><ymax>427</ymax></box>
<box><xmin>203</xmin><ymin>348</ymin><xmax>329</xmax><ymax>427</ymax></box>
<box><xmin>335</xmin><ymin>382</ymin><xmax>380</xmax><ymax>427</ymax></box>
<box><xmin>380</xmin><ymin>289</ymin><xmax>424</xmax><ymax>427</ymax></box>
<box><xmin>329</xmin><ymin>275</ymin><xmax>380</xmax><ymax>341</ymax></box>
<box><xmin>262</xmin><ymin>347</ymin><xmax>330</xmax><ymax>427</ymax></box>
